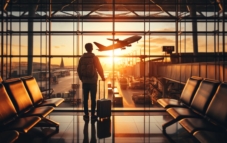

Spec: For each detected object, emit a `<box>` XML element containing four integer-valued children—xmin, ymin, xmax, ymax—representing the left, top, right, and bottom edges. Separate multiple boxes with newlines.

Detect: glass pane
<box><xmin>0</xmin><ymin>0</ymin><xmax>226</xmax><ymax>111</ymax></box>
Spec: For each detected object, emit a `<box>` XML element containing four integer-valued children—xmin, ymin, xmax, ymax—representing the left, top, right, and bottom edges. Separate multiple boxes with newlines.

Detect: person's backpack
<box><xmin>80</xmin><ymin>56</ymin><xmax>96</xmax><ymax>78</ymax></box>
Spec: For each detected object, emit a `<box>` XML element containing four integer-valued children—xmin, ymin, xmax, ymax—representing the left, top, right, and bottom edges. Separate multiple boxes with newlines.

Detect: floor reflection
<box><xmin>14</xmin><ymin>112</ymin><xmax>199</xmax><ymax>143</ymax></box>
<box><xmin>83</xmin><ymin>120</ymin><xmax>97</xmax><ymax>143</ymax></box>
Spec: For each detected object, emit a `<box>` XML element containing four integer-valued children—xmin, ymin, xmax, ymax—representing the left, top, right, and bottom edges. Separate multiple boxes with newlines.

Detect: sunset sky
<box><xmin>3</xmin><ymin>18</ymin><xmax>227</xmax><ymax>66</ymax></box>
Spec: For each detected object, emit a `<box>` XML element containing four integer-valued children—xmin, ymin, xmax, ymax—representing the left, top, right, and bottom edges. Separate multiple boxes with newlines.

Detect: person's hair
<box><xmin>85</xmin><ymin>43</ymin><xmax>93</xmax><ymax>52</ymax></box>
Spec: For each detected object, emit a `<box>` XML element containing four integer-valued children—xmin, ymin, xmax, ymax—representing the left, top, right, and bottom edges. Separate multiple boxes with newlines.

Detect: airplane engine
<box><xmin>121</xmin><ymin>47</ymin><xmax>126</xmax><ymax>50</ymax></box>
<box><xmin>126</xmin><ymin>44</ymin><xmax>132</xmax><ymax>47</ymax></box>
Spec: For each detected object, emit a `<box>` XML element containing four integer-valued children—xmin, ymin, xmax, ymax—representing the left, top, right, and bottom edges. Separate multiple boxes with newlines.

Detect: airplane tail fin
<box><xmin>93</xmin><ymin>42</ymin><xmax>106</xmax><ymax>51</ymax></box>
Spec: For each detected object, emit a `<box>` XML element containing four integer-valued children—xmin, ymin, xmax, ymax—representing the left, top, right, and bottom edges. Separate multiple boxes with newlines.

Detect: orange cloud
<box><xmin>2</xmin><ymin>43</ymin><xmax>27</xmax><ymax>49</ymax></box>
<box><xmin>55</xmin><ymin>46</ymin><xmax>60</xmax><ymax>48</ymax></box>
<box><xmin>144</xmin><ymin>37</ymin><xmax>175</xmax><ymax>44</ymax></box>
<box><xmin>162</xmin><ymin>28</ymin><xmax>175</xmax><ymax>31</ymax></box>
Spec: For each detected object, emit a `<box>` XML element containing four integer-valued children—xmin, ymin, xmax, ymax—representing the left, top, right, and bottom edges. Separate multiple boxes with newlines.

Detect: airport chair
<box><xmin>113</xmin><ymin>94</ymin><xmax>123</xmax><ymax>107</ymax></box>
<box><xmin>193</xmin><ymin>130</ymin><xmax>227</xmax><ymax>143</ymax></box>
<box><xmin>157</xmin><ymin>76</ymin><xmax>203</xmax><ymax>108</ymax></box>
<box><xmin>0</xmin><ymin>130</ymin><xmax>19</xmax><ymax>143</ymax></box>
<box><xmin>21</xmin><ymin>76</ymin><xmax>64</xmax><ymax>107</ymax></box>
<box><xmin>3</xmin><ymin>78</ymin><xmax>59</xmax><ymax>131</ymax></box>
<box><xmin>56</xmin><ymin>93</ymin><xmax>62</xmax><ymax>98</ymax></box>
<box><xmin>163</xmin><ymin>78</ymin><xmax>220</xmax><ymax>131</ymax></box>
<box><xmin>0</xmin><ymin>83</ymin><xmax>41</xmax><ymax>133</ymax></box>
<box><xmin>179</xmin><ymin>82</ymin><xmax>227</xmax><ymax>134</ymax></box>
<box><xmin>63</xmin><ymin>92</ymin><xmax>71</xmax><ymax>102</ymax></box>
<box><xmin>113</xmin><ymin>87</ymin><xmax>119</xmax><ymax>94</ymax></box>
<box><xmin>51</xmin><ymin>93</ymin><xmax>56</xmax><ymax>98</ymax></box>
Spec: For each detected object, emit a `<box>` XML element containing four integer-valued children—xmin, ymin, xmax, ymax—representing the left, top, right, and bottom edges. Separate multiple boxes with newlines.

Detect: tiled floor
<box><xmin>15</xmin><ymin>112</ymin><xmax>199</xmax><ymax>143</ymax></box>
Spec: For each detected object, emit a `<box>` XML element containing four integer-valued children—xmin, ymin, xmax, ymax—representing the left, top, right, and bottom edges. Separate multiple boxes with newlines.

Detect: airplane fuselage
<box><xmin>123</xmin><ymin>35</ymin><xmax>142</xmax><ymax>45</ymax></box>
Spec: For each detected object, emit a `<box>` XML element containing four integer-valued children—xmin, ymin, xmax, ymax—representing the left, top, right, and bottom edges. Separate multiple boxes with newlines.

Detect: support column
<box><xmin>188</xmin><ymin>0</ymin><xmax>198</xmax><ymax>62</ymax></box>
<box><xmin>27</xmin><ymin>2</ymin><xmax>36</xmax><ymax>75</ymax></box>
<box><xmin>175</xmin><ymin>1</ymin><xmax>179</xmax><ymax>63</ymax></box>
<box><xmin>1</xmin><ymin>0</ymin><xmax>5</xmax><ymax>78</ymax></box>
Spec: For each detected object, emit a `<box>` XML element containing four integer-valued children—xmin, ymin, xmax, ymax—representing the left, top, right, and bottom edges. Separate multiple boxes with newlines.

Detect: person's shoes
<box><xmin>91</xmin><ymin>115</ymin><xmax>97</xmax><ymax>122</ymax></box>
<box><xmin>83</xmin><ymin>115</ymin><xmax>89</xmax><ymax>121</ymax></box>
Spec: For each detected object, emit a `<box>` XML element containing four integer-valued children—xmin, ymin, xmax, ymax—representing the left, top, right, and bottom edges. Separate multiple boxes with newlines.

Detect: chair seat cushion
<box><xmin>157</xmin><ymin>98</ymin><xmax>185</xmax><ymax>108</ymax></box>
<box><xmin>40</xmin><ymin>98</ymin><xmax>64</xmax><ymax>107</ymax></box>
<box><xmin>179</xmin><ymin>118</ymin><xmax>223</xmax><ymax>134</ymax></box>
<box><xmin>193</xmin><ymin>130</ymin><xmax>227</xmax><ymax>143</ymax></box>
<box><xmin>24</xmin><ymin>106</ymin><xmax>54</xmax><ymax>118</ymax></box>
<box><xmin>167</xmin><ymin>107</ymin><xmax>200</xmax><ymax>119</ymax></box>
<box><xmin>0</xmin><ymin>130</ymin><xmax>19</xmax><ymax>143</ymax></box>
<box><xmin>4</xmin><ymin>116</ymin><xmax>41</xmax><ymax>133</ymax></box>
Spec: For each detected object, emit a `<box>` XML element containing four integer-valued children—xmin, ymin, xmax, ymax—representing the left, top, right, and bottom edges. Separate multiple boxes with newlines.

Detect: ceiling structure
<box><xmin>2</xmin><ymin>0</ymin><xmax>226</xmax><ymax>22</ymax></box>
<box><xmin>2</xmin><ymin>0</ymin><xmax>226</xmax><ymax>36</ymax></box>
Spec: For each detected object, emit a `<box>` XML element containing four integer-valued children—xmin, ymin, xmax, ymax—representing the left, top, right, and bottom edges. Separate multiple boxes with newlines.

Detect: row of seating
<box><xmin>0</xmin><ymin>130</ymin><xmax>19</xmax><ymax>143</ymax></box>
<box><xmin>112</xmin><ymin>87</ymin><xmax>123</xmax><ymax>107</ymax></box>
<box><xmin>21</xmin><ymin>76</ymin><xmax>64</xmax><ymax>107</ymax></box>
<box><xmin>157</xmin><ymin>76</ymin><xmax>227</xmax><ymax>143</ymax></box>
<box><xmin>0</xmin><ymin>76</ymin><xmax>64</xmax><ymax>143</ymax></box>
<box><xmin>157</xmin><ymin>62</ymin><xmax>226</xmax><ymax>84</ymax></box>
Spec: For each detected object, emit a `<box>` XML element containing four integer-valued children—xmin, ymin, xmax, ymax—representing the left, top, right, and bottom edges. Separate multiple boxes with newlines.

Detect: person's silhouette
<box><xmin>77</xmin><ymin>43</ymin><xmax>105</xmax><ymax>122</ymax></box>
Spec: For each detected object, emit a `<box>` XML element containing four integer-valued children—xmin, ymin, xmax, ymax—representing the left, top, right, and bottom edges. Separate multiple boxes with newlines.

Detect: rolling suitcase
<box><xmin>97</xmin><ymin>118</ymin><xmax>111</xmax><ymax>139</ymax></box>
<box><xmin>97</xmin><ymin>80</ymin><xmax>111</xmax><ymax>119</ymax></box>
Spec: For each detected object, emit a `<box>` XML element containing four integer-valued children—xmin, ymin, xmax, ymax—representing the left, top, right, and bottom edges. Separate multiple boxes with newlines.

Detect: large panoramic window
<box><xmin>1</xmin><ymin>0</ymin><xmax>226</xmax><ymax>111</ymax></box>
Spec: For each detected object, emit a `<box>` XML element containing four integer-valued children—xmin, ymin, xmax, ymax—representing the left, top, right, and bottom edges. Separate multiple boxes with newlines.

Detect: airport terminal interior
<box><xmin>0</xmin><ymin>0</ymin><xmax>227</xmax><ymax>143</ymax></box>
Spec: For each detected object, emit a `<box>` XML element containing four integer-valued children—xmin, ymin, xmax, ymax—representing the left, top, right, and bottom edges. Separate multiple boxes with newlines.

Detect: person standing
<box><xmin>77</xmin><ymin>43</ymin><xmax>105</xmax><ymax>121</ymax></box>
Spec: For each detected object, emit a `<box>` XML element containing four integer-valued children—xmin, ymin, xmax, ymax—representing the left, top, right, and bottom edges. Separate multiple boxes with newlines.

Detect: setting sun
<box><xmin>101</xmin><ymin>50</ymin><xmax>122</xmax><ymax>66</ymax></box>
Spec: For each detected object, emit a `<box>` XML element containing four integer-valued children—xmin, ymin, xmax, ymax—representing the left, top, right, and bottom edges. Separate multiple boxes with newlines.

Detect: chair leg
<box><xmin>35</xmin><ymin>118</ymin><xmax>60</xmax><ymax>132</ymax></box>
<box><xmin>162</xmin><ymin>118</ymin><xmax>177</xmax><ymax>131</ymax></box>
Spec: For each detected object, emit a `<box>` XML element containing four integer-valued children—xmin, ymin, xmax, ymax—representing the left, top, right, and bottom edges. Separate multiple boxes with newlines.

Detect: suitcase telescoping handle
<box><xmin>99</xmin><ymin>80</ymin><xmax>100</xmax><ymax>99</ymax></box>
<box><xmin>99</xmin><ymin>80</ymin><xmax>105</xmax><ymax>99</ymax></box>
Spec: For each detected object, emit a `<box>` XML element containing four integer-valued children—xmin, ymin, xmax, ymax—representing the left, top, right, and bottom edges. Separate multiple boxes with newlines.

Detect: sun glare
<box><xmin>102</xmin><ymin>51</ymin><xmax>122</xmax><ymax>65</ymax></box>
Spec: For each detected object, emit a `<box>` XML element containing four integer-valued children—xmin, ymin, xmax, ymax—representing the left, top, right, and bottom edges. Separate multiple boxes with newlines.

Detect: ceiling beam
<box><xmin>51</xmin><ymin>0</ymin><xmax>77</xmax><ymax>16</ymax></box>
<box><xmin>149</xmin><ymin>0</ymin><xmax>174</xmax><ymax>17</ymax></box>
<box><xmin>3</xmin><ymin>0</ymin><xmax>10</xmax><ymax>12</ymax></box>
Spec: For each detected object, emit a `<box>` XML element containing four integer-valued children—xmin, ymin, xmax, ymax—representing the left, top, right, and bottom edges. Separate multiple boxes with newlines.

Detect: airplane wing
<box><xmin>93</xmin><ymin>42</ymin><xmax>106</xmax><ymax>51</ymax></box>
<box><xmin>107</xmin><ymin>42</ymin><xmax>128</xmax><ymax>50</ymax></box>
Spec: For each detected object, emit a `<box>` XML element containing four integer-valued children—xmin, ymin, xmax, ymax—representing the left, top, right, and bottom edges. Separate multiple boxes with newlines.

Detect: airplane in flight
<box><xmin>93</xmin><ymin>35</ymin><xmax>142</xmax><ymax>51</ymax></box>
